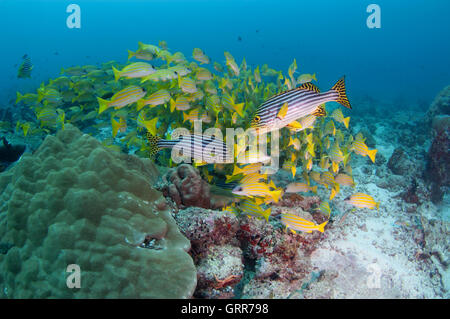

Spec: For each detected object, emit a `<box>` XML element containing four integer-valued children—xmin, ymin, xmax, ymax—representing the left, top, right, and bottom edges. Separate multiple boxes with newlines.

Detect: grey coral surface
<box><xmin>0</xmin><ymin>124</ymin><xmax>197</xmax><ymax>298</ymax></box>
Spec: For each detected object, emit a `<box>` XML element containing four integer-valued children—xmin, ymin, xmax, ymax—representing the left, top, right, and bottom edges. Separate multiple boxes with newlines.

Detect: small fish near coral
<box><xmin>0</xmin><ymin>137</ymin><xmax>25</xmax><ymax>171</ymax></box>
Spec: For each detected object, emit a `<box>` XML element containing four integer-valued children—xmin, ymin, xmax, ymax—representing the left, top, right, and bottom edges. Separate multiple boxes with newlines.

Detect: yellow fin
<box><xmin>343</xmin><ymin>117</ymin><xmax>350</xmax><ymax>129</ymax></box>
<box><xmin>330</xmin><ymin>188</ymin><xmax>337</xmax><ymax>200</ymax></box>
<box><xmin>97</xmin><ymin>97</ymin><xmax>110</xmax><ymax>114</ymax></box>
<box><xmin>111</xmin><ymin>118</ymin><xmax>120</xmax><ymax>137</ymax></box>
<box><xmin>287</xmin><ymin>121</ymin><xmax>302</xmax><ymax>130</ymax></box>
<box><xmin>277</xmin><ymin>102</ymin><xmax>288</xmax><ymax>120</ymax></box>
<box><xmin>367</xmin><ymin>148</ymin><xmax>377</xmax><ymax>163</ymax></box>
<box><xmin>262</xmin><ymin>207</ymin><xmax>271</xmax><ymax>222</ymax></box>
<box><xmin>15</xmin><ymin>92</ymin><xmax>22</xmax><ymax>104</ymax></box>
<box><xmin>112</xmin><ymin>66</ymin><xmax>121</xmax><ymax>82</ymax></box>
<box><xmin>317</xmin><ymin>220</ymin><xmax>328</xmax><ymax>233</ymax></box>
<box><xmin>143</xmin><ymin>117</ymin><xmax>158</xmax><ymax>136</ymax></box>
<box><xmin>136</xmin><ymin>99</ymin><xmax>146</xmax><ymax>111</ymax></box>
<box><xmin>233</xmin><ymin>102</ymin><xmax>245</xmax><ymax>117</ymax></box>
<box><xmin>312</xmin><ymin>104</ymin><xmax>326</xmax><ymax>117</ymax></box>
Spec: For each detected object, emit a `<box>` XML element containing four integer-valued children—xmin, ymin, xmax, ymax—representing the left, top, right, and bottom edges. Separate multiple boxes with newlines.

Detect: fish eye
<box><xmin>254</xmin><ymin>115</ymin><xmax>260</xmax><ymax>122</ymax></box>
<box><xmin>238</xmin><ymin>187</ymin><xmax>243</xmax><ymax>191</ymax></box>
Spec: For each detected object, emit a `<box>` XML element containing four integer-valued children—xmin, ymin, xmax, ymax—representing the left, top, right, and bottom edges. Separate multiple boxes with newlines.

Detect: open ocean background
<box><xmin>0</xmin><ymin>0</ymin><xmax>449</xmax><ymax>108</ymax></box>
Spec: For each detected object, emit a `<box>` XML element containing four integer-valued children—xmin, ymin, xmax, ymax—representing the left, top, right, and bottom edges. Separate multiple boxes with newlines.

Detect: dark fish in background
<box><xmin>0</xmin><ymin>137</ymin><xmax>25</xmax><ymax>163</ymax></box>
<box><xmin>17</xmin><ymin>54</ymin><xmax>33</xmax><ymax>78</ymax></box>
<box><xmin>237</xmin><ymin>36</ymin><xmax>242</xmax><ymax>42</ymax></box>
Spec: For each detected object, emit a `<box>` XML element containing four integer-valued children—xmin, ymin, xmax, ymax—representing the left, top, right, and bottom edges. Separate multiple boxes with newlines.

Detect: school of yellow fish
<box><xmin>12</xmin><ymin>40</ymin><xmax>381</xmax><ymax>235</ymax></box>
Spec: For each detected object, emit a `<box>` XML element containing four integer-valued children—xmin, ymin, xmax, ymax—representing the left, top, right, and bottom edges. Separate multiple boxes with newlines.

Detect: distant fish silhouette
<box><xmin>0</xmin><ymin>137</ymin><xmax>25</xmax><ymax>163</ymax></box>
<box><xmin>17</xmin><ymin>54</ymin><xmax>33</xmax><ymax>78</ymax></box>
<box><xmin>237</xmin><ymin>36</ymin><xmax>242</xmax><ymax>42</ymax></box>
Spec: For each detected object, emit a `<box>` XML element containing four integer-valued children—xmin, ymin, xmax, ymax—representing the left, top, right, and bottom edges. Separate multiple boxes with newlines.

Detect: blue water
<box><xmin>0</xmin><ymin>0</ymin><xmax>449</xmax><ymax>106</ymax></box>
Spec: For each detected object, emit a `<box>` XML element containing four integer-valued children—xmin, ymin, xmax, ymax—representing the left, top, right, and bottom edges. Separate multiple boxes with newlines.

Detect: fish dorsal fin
<box><xmin>312</xmin><ymin>104</ymin><xmax>326</xmax><ymax>117</ymax></box>
<box><xmin>264</xmin><ymin>86</ymin><xmax>302</xmax><ymax>103</ymax></box>
<box><xmin>298</xmin><ymin>82</ymin><xmax>320</xmax><ymax>93</ymax></box>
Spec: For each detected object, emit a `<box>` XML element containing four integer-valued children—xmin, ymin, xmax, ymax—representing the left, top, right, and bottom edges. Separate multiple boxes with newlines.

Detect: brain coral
<box><xmin>0</xmin><ymin>124</ymin><xmax>197</xmax><ymax>298</ymax></box>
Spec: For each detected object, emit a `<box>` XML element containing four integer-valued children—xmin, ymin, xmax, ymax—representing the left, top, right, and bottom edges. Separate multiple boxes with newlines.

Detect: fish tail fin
<box><xmin>312</xmin><ymin>73</ymin><xmax>317</xmax><ymax>81</ymax></box>
<box><xmin>312</xmin><ymin>104</ymin><xmax>327</xmax><ymax>117</ymax></box>
<box><xmin>317</xmin><ymin>220</ymin><xmax>328</xmax><ymax>233</ymax></box>
<box><xmin>376</xmin><ymin>202</ymin><xmax>380</xmax><ymax>210</ymax></box>
<box><xmin>143</xmin><ymin>117</ymin><xmax>158</xmax><ymax>136</ymax></box>
<box><xmin>367</xmin><ymin>148</ymin><xmax>377</xmax><ymax>163</ymax></box>
<box><xmin>232</xmin><ymin>165</ymin><xmax>242</xmax><ymax>176</ymax></box>
<box><xmin>233</xmin><ymin>103</ymin><xmax>245</xmax><ymax>117</ymax></box>
<box><xmin>330</xmin><ymin>188</ymin><xmax>337</xmax><ymax>200</ymax></box>
<box><xmin>288</xmin><ymin>137</ymin><xmax>293</xmax><ymax>146</ymax></box>
<box><xmin>111</xmin><ymin>118</ymin><xmax>119</xmax><ymax>137</ymax></box>
<box><xmin>136</xmin><ymin>99</ymin><xmax>146</xmax><ymax>111</ymax></box>
<box><xmin>263</xmin><ymin>207</ymin><xmax>272</xmax><ymax>222</ymax></box>
<box><xmin>331</xmin><ymin>76</ymin><xmax>351</xmax><ymax>109</ymax></box>
<box><xmin>37</xmin><ymin>90</ymin><xmax>44</xmax><ymax>102</ymax></box>
<box><xmin>311</xmin><ymin>185</ymin><xmax>318</xmax><ymax>194</ymax></box>
<box><xmin>112</xmin><ymin>66</ymin><xmax>121</xmax><ymax>82</ymax></box>
<box><xmin>60</xmin><ymin>67</ymin><xmax>65</xmax><ymax>75</ymax></box>
<box><xmin>127</xmin><ymin>50</ymin><xmax>135</xmax><ymax>60</ymax></box>
<box><xmin>146</xmin><ymin>132</ymin><xmax>162</xmax><ymax>157</ymax></box>
<box><xmin>97</xmin><ymin>97</ymin><xmax>110</xmax><ymax>114</ymax></box>
<box><xmin>15</xmin><ymin>92</ymin><xmax>22</xmax><ymax>104</ymax></box>
<box><xmin>182</xmin><ymin>112</ymin><xmax>188</xmax><ymax>123</ymax></box>
<box><xmin>343</xmin><ymin>116</ymin><xmax>350</xmax><ymax>129</ymax></box>
<box><xmin>343</xmin><ymin>152</ymin><xmax>351</xmax><ymax>167</ymax></box>
<box><xmin>269</xmin><ymin>179</ymin><xmax>276</xmax><ymax>189</ymax></box>
<box><xmin>271</xmin><ymin>189</ymin><xmax>283</xmax><ymax>203</ymax></box>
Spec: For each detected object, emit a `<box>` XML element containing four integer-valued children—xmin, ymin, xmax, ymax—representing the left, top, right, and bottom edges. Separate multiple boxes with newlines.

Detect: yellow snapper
<box><xmin>170</xmin><ymin>96</ymin><xmax>190</xmax><ymax>112</ymax></box>
<box><xmin>351</xmin><ymin>138</ymin><xmax>377</xmax><ymax>163</ymax></box>
<box><xmin>136</xmin><ymin>89</ymin><xmax>171</xmax><ymax>110</ymax></box>
<box><xmin>297</xmin><ymin>73</ymin><xmax>317</xmax><ymax>84</ymax></box>
<box><xmin>178</xmin><ymin>76</ymin><xmax>198</xmax><ymax>94</ymax></box>
<box><xmin>331</xmin><ymin>108</ymin><xmax>350</xmax><ymax>129</ymax></box>
<box><xmin>195</xmin><ymin>68</ymin><xmax>213</xmax><ymax>81</ymax></box>
<box><xmin>335</xmin><ymin>173</ymin><xmax>355</xmax><ymax>187</ymax></box>
<box><xmin>285</xmin><ymin>182</ymin><xmax>317</xmax><ymax>194</ymax></box>
<box><xmin>141</xmin><ymin>69</ymin><xmax>178</xmax><ymax>82</ymax></box>
<box><xmin>97</xmin><ymin>85</ymin><xmax>145</xmax><ymax>114</ymax></box>
<box><xmin>232</xmin><ymin>181</ymin><xmax>282</xmax><ymax>203</ymax></box>
<box><xmin>239</xmin><ymin>199</ymin><xmax>271</xmax><ymax>222</ymax></box>
<box><xmin>280</xmin><ymin>213</ymin><xmax>327</xmax><ymax>234</ymax></box>
<box><xmin>112</xmin><ymin>62</ymin><xmax>156</xmax><ymax>81</ymax></box>
<box><xmin>192</xmin><ymin>48</ymin><xmax>210</xmax><ymax>64</ymax></box>
<box><xmin>345</xmin><ymin>193</ymin><xmax>379</xmax><ymax>210</ymax></box>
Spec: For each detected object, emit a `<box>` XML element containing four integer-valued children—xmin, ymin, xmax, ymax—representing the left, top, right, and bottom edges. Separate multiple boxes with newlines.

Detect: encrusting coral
<box><xmin>0</xmin><ymin>124</ymin><xmax>197</xmax><ymax>298</ymax></box>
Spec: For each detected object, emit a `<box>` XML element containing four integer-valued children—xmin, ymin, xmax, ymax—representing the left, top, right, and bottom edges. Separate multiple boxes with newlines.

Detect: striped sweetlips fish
<box><xmin>250</xmin><ymin>76</ymin><xmax>351</xmax><ymax>134</ymax></box>
<box><xmin>146</xmin><ymin>132</ymin><xmax>233</xmax><ymax>164</ymax></box>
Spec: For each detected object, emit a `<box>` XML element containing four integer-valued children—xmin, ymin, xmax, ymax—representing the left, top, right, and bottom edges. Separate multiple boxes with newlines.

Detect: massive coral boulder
<box><xmin>0</xmin><ymin>124</ymin><xmax>197</xmax><ymax>298</ymax></box>
<box><xmin>426</xmin><ymin>85</ymin><xmax>450</xmax><ymax>125</ymax></box>
<box><xmin>387</xmin><ymin>147</ymin><xmax>417</xmax><ymax>176</ymax></box>
<box><xmin>425</xmin><ymin>121</ymin><xmax>450</xmax><ymax>203</ymax></box>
